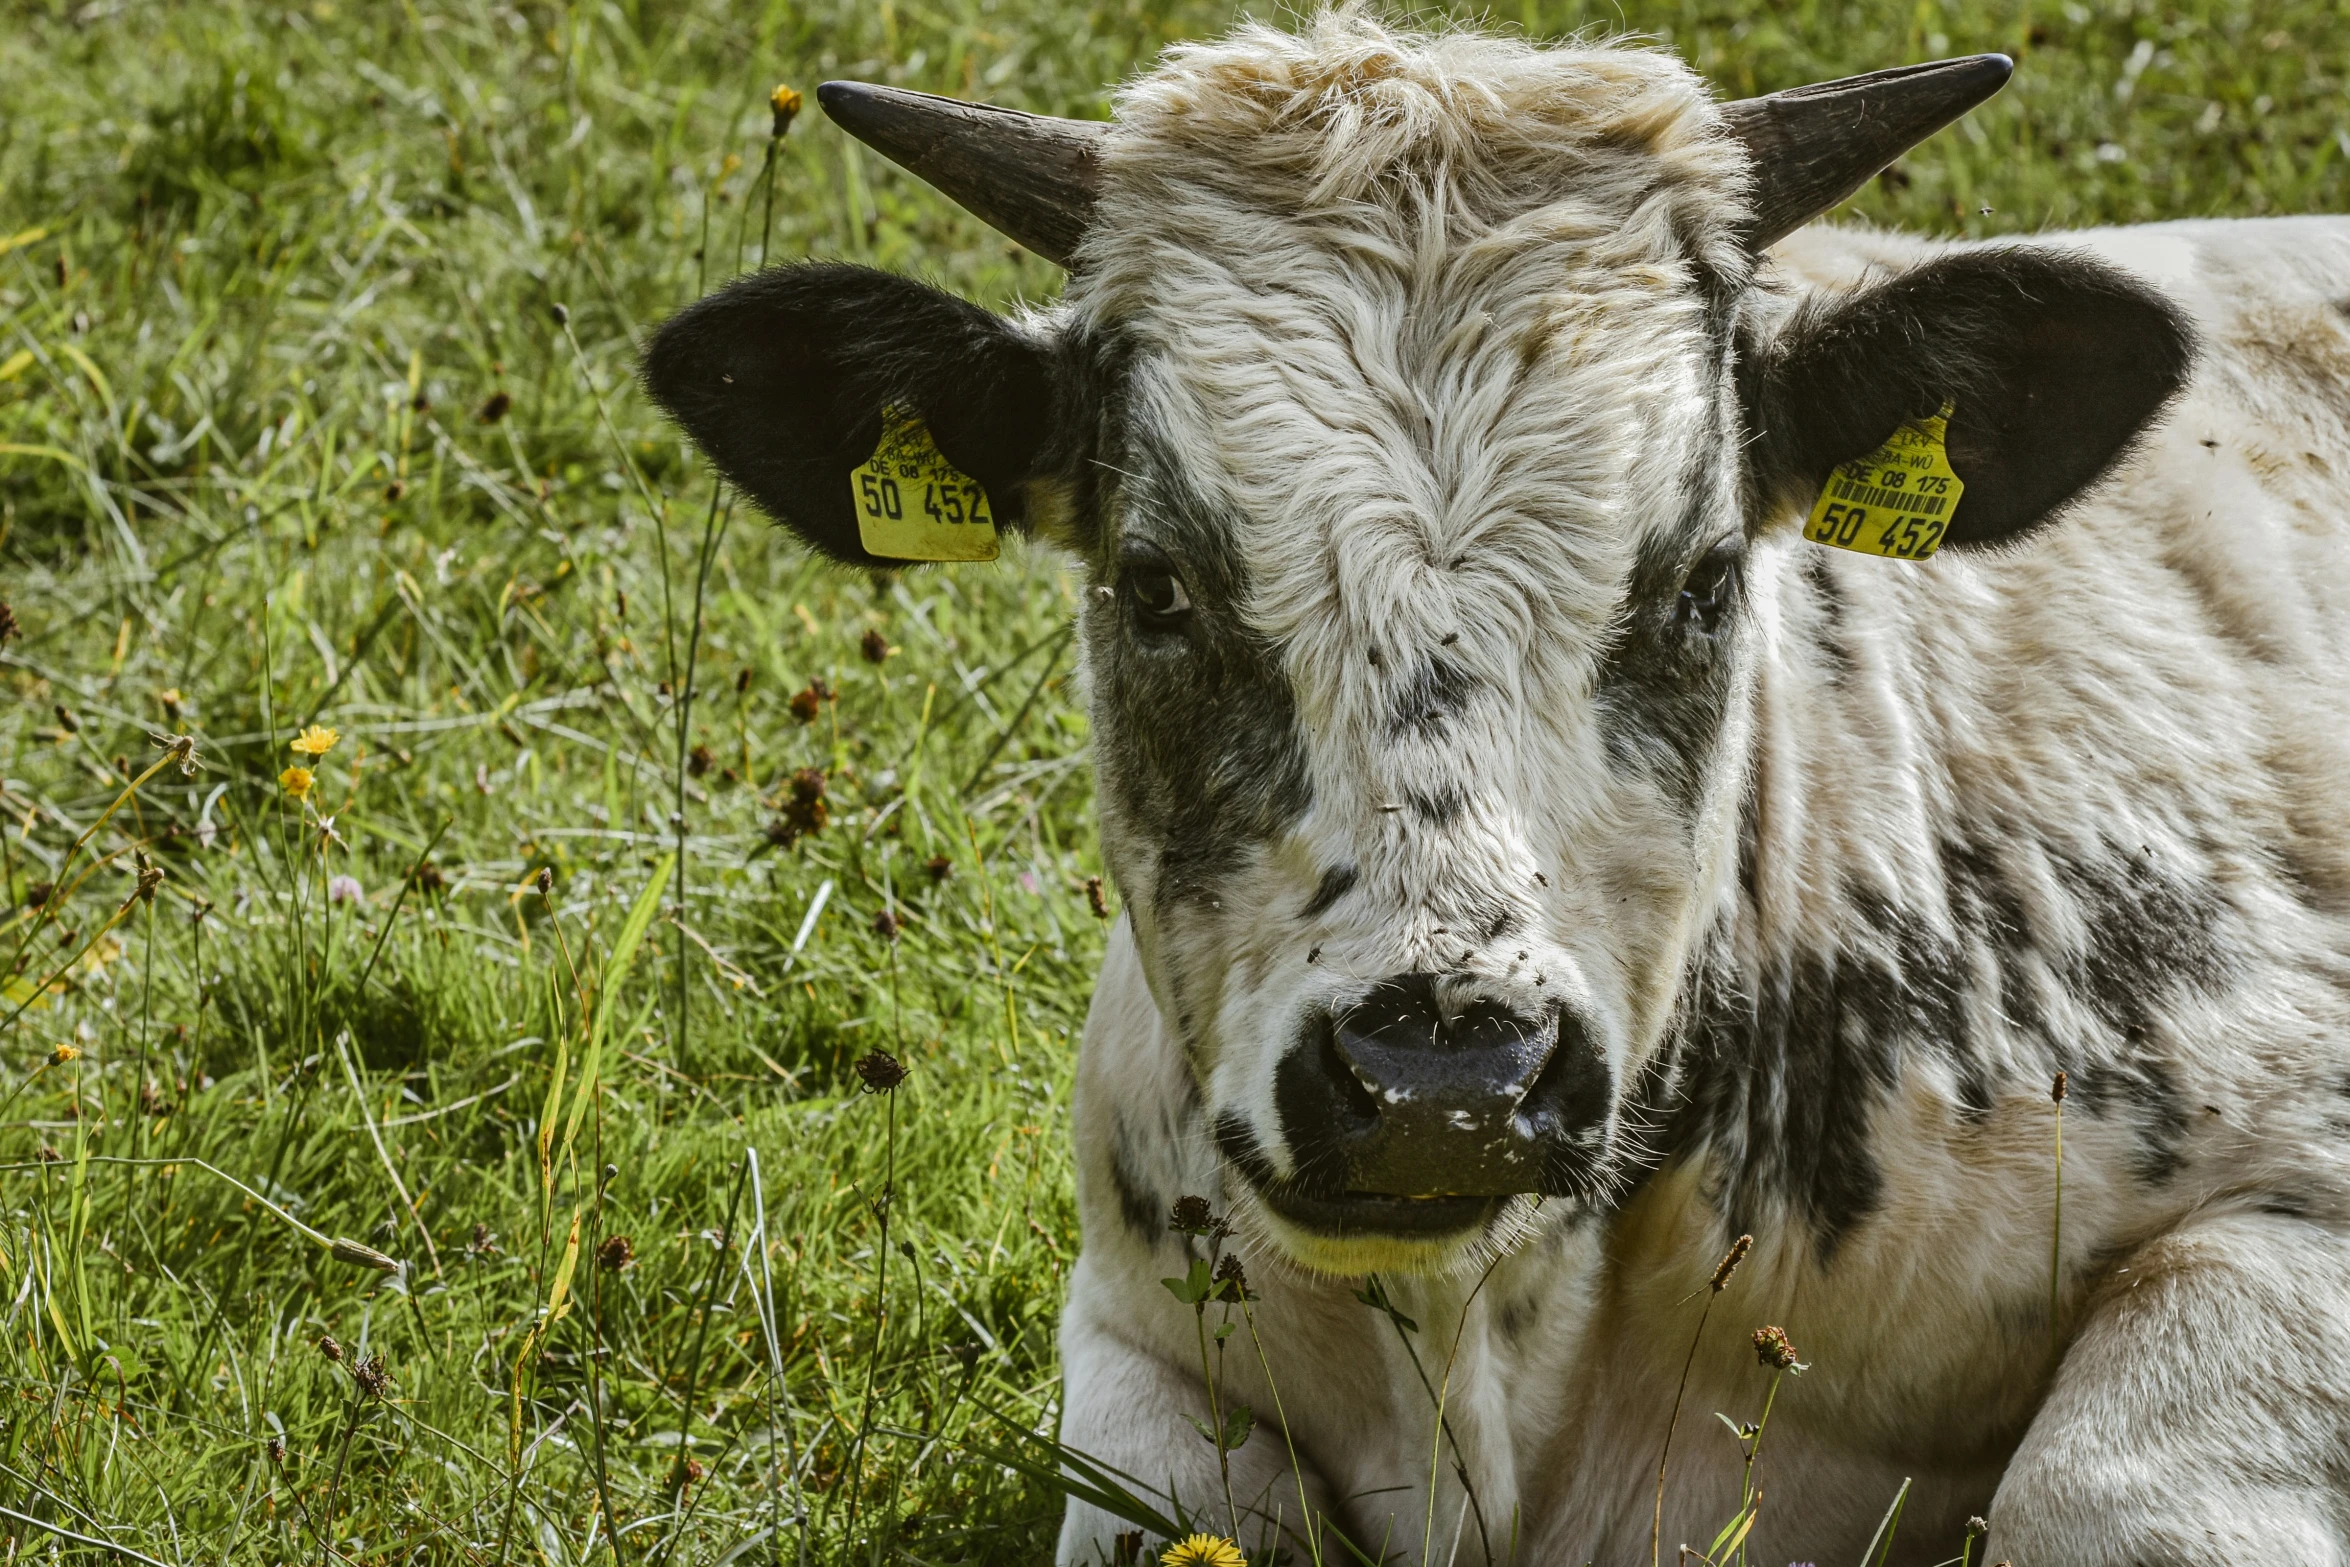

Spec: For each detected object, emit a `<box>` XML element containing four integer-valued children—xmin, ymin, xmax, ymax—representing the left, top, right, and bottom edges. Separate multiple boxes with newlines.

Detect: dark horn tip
<box><xmin>809</xmin><ymin>79</ymin><xmax>1104</xmax><ymax>269</ymax></box>
<box><xmin>1730</xmin><ymin>53</ymin><xmax>2021</xmax><ymax>253</ymax></box>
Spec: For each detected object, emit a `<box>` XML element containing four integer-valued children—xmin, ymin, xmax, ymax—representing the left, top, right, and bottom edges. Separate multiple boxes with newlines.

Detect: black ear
<box><xmin>1743</xmin><ymin>249</ymin><xmax>2195</xmax><ymax>549</ymax></box>
<box><xmin>640</xmin><ymin>263</ymin><xmax>1057</xmax><ymax>566</ymax></box>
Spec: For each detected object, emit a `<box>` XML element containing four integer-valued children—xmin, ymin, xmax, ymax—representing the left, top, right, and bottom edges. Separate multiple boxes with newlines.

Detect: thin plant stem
<box><xmin>842</xmin><ymin>1091</ymin><xmax>898</xmax><ymax>1555</ymax></box>
<box><xmin>2050</xmin><ymin>1071</ymin><xmax>2067</xmax><ymax>1353</ymax></box>
<box><xmin>653</xmin><ymin>1155</ymin><xmax>750</xmax><ymax>1567</ymax></box>
<box><xmin>1734</xmin><ymin>1371</ymin><xmax>1784</xmax><ymax>1567</ymax></box>
<box><xmin>1654</xmin><ymin>1236</ymin><xmax>1751</xmax><ymax>1567</ymax></box>
<box><xmin>1191</xmin><ymin>1295</ymin><xmax>1240</xmax><ymax>1542</ymax></box>
<box><xmin>1239</xmin><ymin>1297</ymin><xmax>1324</xmax><ymax>1567</ymax></box>
<box><xmin>1422</xmin><ymin>1259</ymin><xmax>1503</xmax><ymax>1567</ymax></box>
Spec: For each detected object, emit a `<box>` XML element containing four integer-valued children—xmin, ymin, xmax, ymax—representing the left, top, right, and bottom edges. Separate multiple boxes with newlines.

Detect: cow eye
<box><xmin>1128</xmin><ymin>565</ymin><xmax>1192</xmax><ymax>628</ymax></box>
<box><xmin>1673</xmin><ymin>536</ymin><xmax>1743</xmax><ymax>634</ymax></box>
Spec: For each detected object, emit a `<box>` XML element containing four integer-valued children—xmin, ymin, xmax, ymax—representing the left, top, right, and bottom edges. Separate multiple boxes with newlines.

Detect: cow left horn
<box><xmin>1723</xmin><ymin>54</ymin><xmax>2013</xmax><ymax>252</ymax></box>
<box><xmin>817</xmin><ymin>82</ymin><xmax>1105</xmax><ymax>266</ymax></box>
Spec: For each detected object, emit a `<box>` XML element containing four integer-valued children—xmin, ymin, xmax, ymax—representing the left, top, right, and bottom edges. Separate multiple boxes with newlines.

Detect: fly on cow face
<box><xmin>642</xmin><ymin>27</ymin><xmax>2190</xmax><ymax>1276</ymax></box>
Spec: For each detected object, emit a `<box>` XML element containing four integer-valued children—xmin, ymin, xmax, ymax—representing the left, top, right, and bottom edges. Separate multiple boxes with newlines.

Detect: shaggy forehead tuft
<box><xmin>1087</xmin><ymin>11</ymin><xmax>1753</xmax><ymax>285</ymax></box>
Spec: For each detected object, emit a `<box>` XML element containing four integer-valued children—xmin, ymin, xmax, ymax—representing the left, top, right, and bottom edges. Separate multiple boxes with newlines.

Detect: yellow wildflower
<box><xmin>280</xmin><ymin>765</ymin><xmax>315</xmax><ymax>800</ymax></box>
<box><xmin>1161</xmin><ymin>1537</ymin><xmax>1246</xmax><ymax>1567</ymax></box>
<box><xmin>47</xmin><ymin>1044</ymin><xmax>78</xmax><ymax>1066</ymax></box>
<box><xmin>289</xmin><ymin>724</ymin><xmax>340</xmax><ymax>757</ymax></box>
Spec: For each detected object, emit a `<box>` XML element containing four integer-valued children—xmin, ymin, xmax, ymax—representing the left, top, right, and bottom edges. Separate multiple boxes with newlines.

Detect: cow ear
<box><xmin>640</xmin><ymin>262</ymin><xmax>1059</xmax><ymax>567</ymax></box>
<box><xmin>1742</xmin><ymin>249</ymin><xmax>2195</xmax><ymax>550</ymax></box>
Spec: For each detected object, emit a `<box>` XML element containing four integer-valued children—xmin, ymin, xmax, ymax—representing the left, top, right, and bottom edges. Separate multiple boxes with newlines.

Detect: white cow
<box><xmin>647</xmin><ymin>13</ymin><xmax>2350</xmax><ymax>1564</ymax></box>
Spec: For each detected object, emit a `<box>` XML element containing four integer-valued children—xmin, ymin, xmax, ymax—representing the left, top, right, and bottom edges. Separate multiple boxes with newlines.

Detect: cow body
<box><xmin>642</xmin><ymin>14</ymin><xmax>2350</xmax><ymax>1561</ymax></box>
<box><xmin>1062</xmin><ymin>213</ymin><xmax>2350</xmax><ymax>1565</ymax></box>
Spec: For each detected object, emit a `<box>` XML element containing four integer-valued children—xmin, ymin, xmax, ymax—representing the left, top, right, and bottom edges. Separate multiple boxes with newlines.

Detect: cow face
<box><xmin>645</xmin><ymin>15</ymin><xmax>2191</xmax><ymax>1275</ymax></box>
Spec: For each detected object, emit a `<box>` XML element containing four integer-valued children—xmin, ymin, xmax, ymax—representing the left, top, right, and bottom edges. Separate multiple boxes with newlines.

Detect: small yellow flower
<box><xmin>289</xmin><ymin>725</ymin><xmax>340</xmax><ymax>757</ymax></box>
<box><xmin>1161</xmin><ymin>1537</ymin><xmax>1246</xmax><ymax>1567</ymax></box>
<box><xmin>280</xmin><ymin>765</ymin><xmax>315</xmax><ymax>800</ymax></box>
<box><xmin>47</xmin><ymin>1045</ymin><xmax>78</xmax><ymax>1066</ymax></box>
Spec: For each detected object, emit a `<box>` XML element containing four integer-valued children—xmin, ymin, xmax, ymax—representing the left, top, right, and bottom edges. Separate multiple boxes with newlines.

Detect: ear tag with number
<box><xmin>1803</xmin><ymin>407</ymin><xmax>1965</xmax><ymax>562</ymax></box>
<box><xmin>850</xmin><ymin>406</ymin><xmax>999</xmax><ymax>563</ymax></box>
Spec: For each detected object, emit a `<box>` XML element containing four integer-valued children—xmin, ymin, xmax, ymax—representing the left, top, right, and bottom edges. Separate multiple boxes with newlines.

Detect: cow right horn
<box><xmin>816</xmin><ymin>81</ymin><xmax>1106</xmax><ymax>267</ymax></box>
<box><xmin>1723</xmin><ymin>54</ymin><xmax>2014</xmax><ymax>252</ymax></box>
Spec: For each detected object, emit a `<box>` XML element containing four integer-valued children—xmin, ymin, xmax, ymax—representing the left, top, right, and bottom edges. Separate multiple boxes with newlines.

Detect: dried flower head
<box><xmin>289</xmin><ymin>725</ymin><xmax>340</xmax><ymax>758</ymax></box>
<box><xmin>873</xmin><ymin>907</ymin><xmax>900</xmax><ymax>942</ymax></box>
<box><xmin>266</xmin><ymin>1434</ymin><xmax>287</xmax><ymax>1466</ymax></box>
<box><xmin>412</xmin><ymin>860</ymin><xmax>447</xmax><ymax>894</ymax></box>
<box><xmin>53</xmin><ymin>705</ymin><xmax>76</xmax><ymax>733</ymax></box>
<box><xmin>149</xmin><ymin>731</ymin><xmax>201</xmax><ymax>776</ymax></box>
<box><xmin>385</xmin><ymin>479</ymin><xmax>406</xmax><ymax>502</ymax></box>
<box><xmin>860</xmin><ymin>627</ymin><xmax>892</xmax><ymax>664</ymax></box>
<box><xmin>1085</xmin><ymin>875</ymin><xmax>1110</xmax><ymax>920</ymax></box>
<box><xmin>468</xmin><ymin>1222</ymin><xmax>498</xmax><ymax>1256</ymax></box>
<box><xmin>1161</xmin><ymin>1535</ymin><xmax>1247</xmax><ymax>1567</ymax></box>
<box><xmin>129</xmin><ymin>852</ymin><xmax>165</xmax><ymax>907</ymax></box>
<box><xmin>0</xmin><ymin>601</ymin><xmax>17</xmax><ymax>643</ymax></box>
<box><xmin>687</xmin><ymin>744</ymin><xmax>713</xmax><ymax>777</ymax></box>
<box><xmin>533</xmin><ymin>866</ymin><xmax>554</xmax><ymax>897</ymax></box>
<box><xmin>766</xmin><ymin>768</ymin><xmax>831</xmax><ymax>848</ymax></box>
<box><xmin>855</xmin><ymin>1050</ymin><xmax>907</xmax><ymax>1094</ymax></box>
<box><xmin>478</xmin><ymin>390</ymin><xmax>512</xmax><ymax>424</ymax></box>
<box><xmin>1752</xmin><ymin>1324</ymin><xmax>1806</xmax><ymax>1372</ymax></box>
<box><xmin>2052</xmin><ymin>1070</ymin><xmax>2069</xmax><ymax>1104</ymax></box>
<box><xmin>596</xmin><ymin>1234</ymin><xmax>635</xmax><ymax>1272</ymax></box>
<box><xmin>48</xmin><ymin>1044</ymin><xmax>78</xmax><ymax>1067</ymax></box>
<box><xmin>1169</xmin><ymin>1195</ymin><xmax>1214</xmax><ymax>1236</ymax></box>
<box><xmin>279</xmin><ymin>765</ymin><xmax>314</xmax><ymax>800</ymax></box>
<box><xmin>35</xmin><ymin>1144</ymin><xmax>60</xmax><ymax>1164</ymax></box>
<box><xmin>328</xmin><ymin>875</ymin><xmax>363</xmax><ymax>905</ymax></box>
<box><xmin>353</xmin><ymin>1354</ymin><xmax>392</xmax><ymax>1400</ymax></box>
<box><xmin>770</xmin><ymin>84</ymin><xmax>803</xmax><ymax>139</ymax></box>
<box><xmin>925</xmin><ymin>855</ymin><xmax>953</xmax><ymax>884</ymax></box>
<box><xmin>550</xmin><ymin>302</ymin><xmax>570</xmax><ymax>328</ymax></box>
<box><xmin>1966</xmin><ymin>1517</ymin><xmax>1989</xmax><ymax>1539</ymax></box>
<box><xmin>789</xmin><ymin>683</ymin><xmax>824</xmax><ymax>724</ymax></box>
<box><xmin>24</xmin><ymin>883</ymin><xmax>52</xmax><ymax>910</ymax></box>
<box><xmin>1710</xmin><ymin>1233</ymin><xmax>1754</xmax><ymax>1293</ymax></box>
<box><xmin>1213</xmin><ymin>1253</ymin><xmax>1252</xmax><ymax>1300</ymax></box>
<box><xmin>319</xmin><ymin>1333</ymin><xmax>345</xmax><ymax>1364</ymax></box>
<box><xmin>735</xmin><ymin>666</ymin><xmax>753</xmax><ymax>693</ymax></box>
<box><xmin>678</xmin><ymin>1455</ymin><xmax>707</xmax><ymax>1487</ymax></box>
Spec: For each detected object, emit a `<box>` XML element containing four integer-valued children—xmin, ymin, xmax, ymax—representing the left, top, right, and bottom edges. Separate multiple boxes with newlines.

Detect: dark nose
<box><xmin>1275</xmin><ymin>974</ymin><xmax>1610</xmax><ymax>1198</ymax></box>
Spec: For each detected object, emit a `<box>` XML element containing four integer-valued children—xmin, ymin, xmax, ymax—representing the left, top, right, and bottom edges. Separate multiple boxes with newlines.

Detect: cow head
<box><xmin>645</xmin><ymin>14</ymin><xmax>2191</xmax><ymax>1275</ymax></box>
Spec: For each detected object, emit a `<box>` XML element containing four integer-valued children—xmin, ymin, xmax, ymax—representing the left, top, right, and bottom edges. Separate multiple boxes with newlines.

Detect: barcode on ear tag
<box><xmin>850</xmin><ymin>406</ymin><xmax>999</xmax><ymax>563</ymax></box>
<box><xmin>1803</xmin><ymin>407</ymin><xmax>1965</xmax><ymax>561</ymax></box>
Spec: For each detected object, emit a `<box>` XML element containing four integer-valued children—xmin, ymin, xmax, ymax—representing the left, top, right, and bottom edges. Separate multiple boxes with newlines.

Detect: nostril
<box><xmin>1313</xmin><ymin>1012</ymin><xmax>1380</xmax><ymax>1125</ymax></box>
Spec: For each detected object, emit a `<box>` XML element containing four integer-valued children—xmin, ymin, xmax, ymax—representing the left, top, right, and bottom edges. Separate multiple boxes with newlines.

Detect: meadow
<box><xmin>0</xmin><ymin>0</ymin><xmax>2342</xmax><ymax>1562</ymax></box>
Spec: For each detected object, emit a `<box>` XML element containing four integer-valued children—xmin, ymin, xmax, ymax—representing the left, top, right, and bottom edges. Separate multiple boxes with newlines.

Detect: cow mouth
<box><xmin>1214</xmin><ymin>1113</ymin><xmax>1511</xmax><ymax>1239</ymax></box>
<box><xmin>1251</xmin><ymin>1184</ymin><xmax>1501</xmax><ymax>1238</ymax></box>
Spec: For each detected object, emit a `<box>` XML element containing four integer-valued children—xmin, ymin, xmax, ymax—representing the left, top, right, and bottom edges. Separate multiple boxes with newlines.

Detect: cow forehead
<box><xmin>1067</xmin><ymin>13</ymin><xmax>1753</xmax><ymax>670</ymax></box>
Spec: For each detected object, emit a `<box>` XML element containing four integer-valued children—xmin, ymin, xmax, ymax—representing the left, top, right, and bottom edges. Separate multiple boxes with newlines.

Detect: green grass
<box><xmin>0</xmin><ymin>0</ymin><xmax>2341</xmax><ymax>1563</ymax></box>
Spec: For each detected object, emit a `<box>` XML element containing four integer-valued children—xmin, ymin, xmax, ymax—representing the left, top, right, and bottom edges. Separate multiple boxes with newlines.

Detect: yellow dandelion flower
<box><xmin>47</xmin><ymin>1044</ymin><xmax>78</xmax><ymax>1066</ymax></box>
<box><xmin>289</xmin><ymin>725</ymin><xmax>340</xmax><ymax>757</ymax></box>
<box><xmin>280</xmin><ymin>765</ymin><xmax>315</xmax><ymax>800</ymax></box>
<box><xmin>1161</xmin><ymin>1537</ymin><xmax>1246</xmax><ymax>1567</ymax></box>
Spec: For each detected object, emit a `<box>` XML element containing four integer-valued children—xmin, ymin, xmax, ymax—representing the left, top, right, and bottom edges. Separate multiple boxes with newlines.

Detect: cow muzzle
<box><xmin>1255</xmin><ymin>974</ymin><xmax>1613</xmax><ymax>1237</ymax></box>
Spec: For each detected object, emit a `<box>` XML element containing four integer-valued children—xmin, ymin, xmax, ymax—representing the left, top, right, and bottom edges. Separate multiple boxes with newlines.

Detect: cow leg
<box><xmin>1055</xmin><ymin>1261</ymin><xmax>1338</xmax><ymax>1566</ymax></box>
<box><xmin>1988</xmin><ymin>1211</ymin><xmax>2350</xmax><ymax>1566</ymax></box>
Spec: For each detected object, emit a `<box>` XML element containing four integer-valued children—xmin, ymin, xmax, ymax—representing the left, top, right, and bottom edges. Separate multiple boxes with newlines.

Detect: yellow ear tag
<box><xmin>1802</xmin><ymin>407</ymin><xmax>1965</xmax><ymax>561</ymax></box>
<box><xmin>849</xmin><ymin>405</ymin><xmax>999</xmax><ymax>563</ymax></box>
